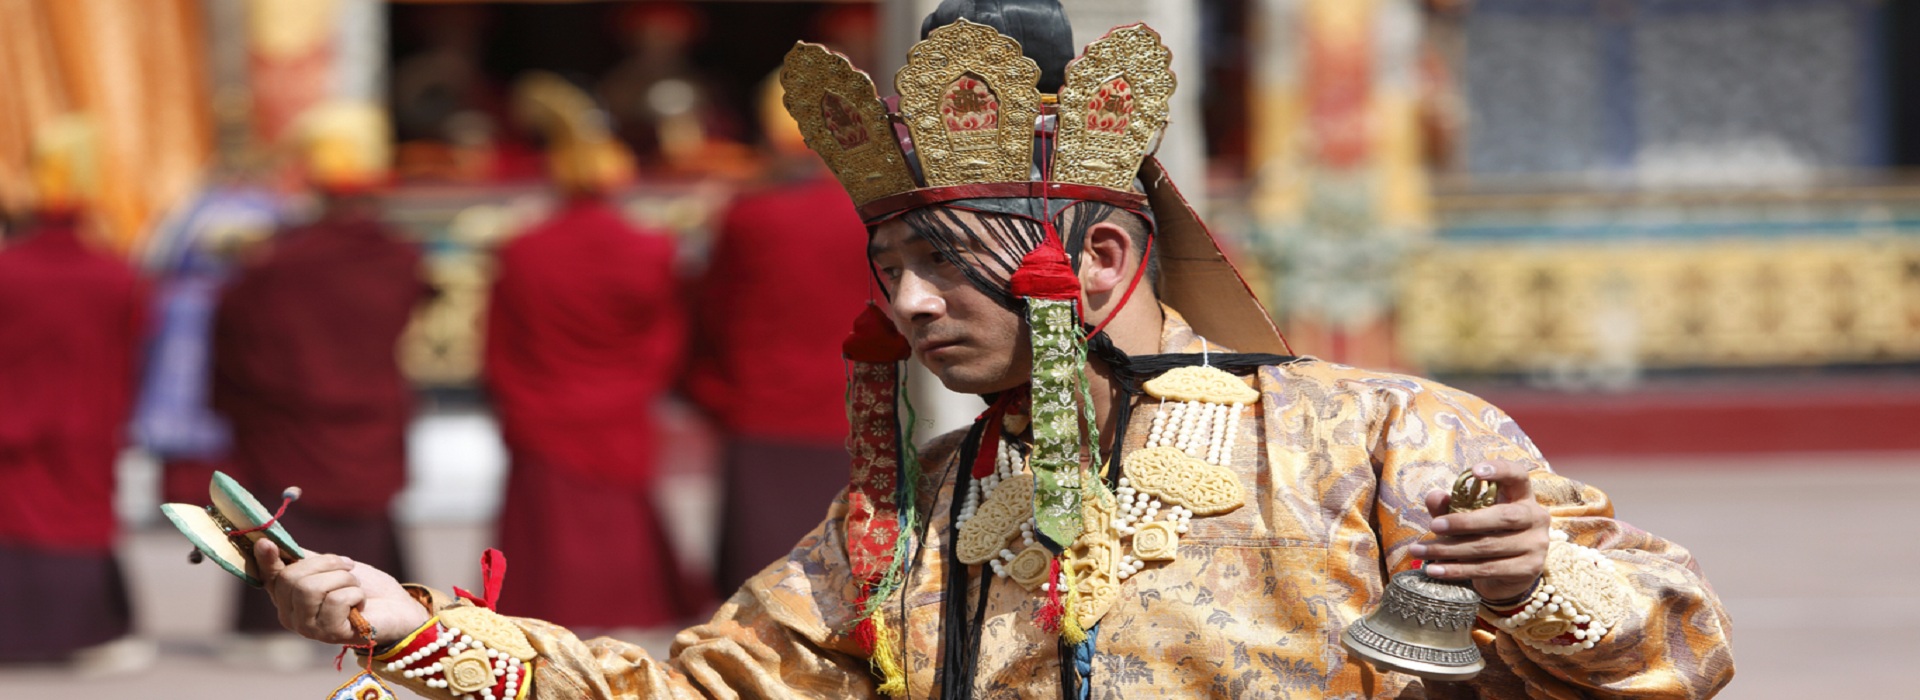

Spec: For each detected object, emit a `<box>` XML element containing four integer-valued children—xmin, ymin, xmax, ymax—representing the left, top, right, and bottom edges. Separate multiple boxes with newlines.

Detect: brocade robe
<box><xmin>387</xmin><ymin>309</ymin><xmax>1735</xmax><ymax>699</ymax></box>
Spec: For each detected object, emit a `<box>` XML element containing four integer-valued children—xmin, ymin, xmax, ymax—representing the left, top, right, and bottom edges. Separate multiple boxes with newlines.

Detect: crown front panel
<box><xmin>1054</xmin><ymin>24</ymin><xmax>1175</xmax><ymax>191</ymax></box>
<box><xmin>781</xmin><ymin>43</ymin><xmax>916</xmax><ymax>206</ymax></box>
<box><xmin>897</xmin><ymin>20</ymin><xmax>1042</xmax><ymax>189</ymax></box>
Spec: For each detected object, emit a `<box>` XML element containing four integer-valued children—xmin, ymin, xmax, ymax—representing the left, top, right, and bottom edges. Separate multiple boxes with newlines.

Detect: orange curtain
<box><xmin>0</xmin><ymin>0</ymin><xmax>212</xmax><ymax>252</ymax></box>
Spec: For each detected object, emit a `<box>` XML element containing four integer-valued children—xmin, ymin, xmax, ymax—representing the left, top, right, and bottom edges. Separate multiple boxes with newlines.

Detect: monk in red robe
<box><xmin>689</xmin><ymin>180</ymin><xmax>871</xmax><ymax>592</ymax></box>
<box><xmin>0</xmin><ymin>117</ymin><xmax>150</xmax><ymax>664</ymax></box>
<box><xmin>210</xmin><ymin>105</ymin><xmax>428</xmax><ymax>639</ymax></box>
<box><xmin>686</xmin><ymin>77</ymin><xmax>872</xmax><ymax>592</ymax></box>
<box><xmin>484</xmin><ymin>74</ymin><xmax>702</xmax><ymax>629</ymax></box>
<box><xmin>0</xmin><ymin>208</ymin><xmax>148</xmax><ymax>662</ymax></box>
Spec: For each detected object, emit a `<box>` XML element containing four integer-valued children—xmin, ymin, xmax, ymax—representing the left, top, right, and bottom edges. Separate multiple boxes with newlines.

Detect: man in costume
<box><xmin>254</xmin><ymin>2</ymin><xmax>1734</xmax><ymax>697</ymax></box>
<box><xmin>687</xmin><ymin>75</ymin><xmax>874</xmax><ymax>593</ymax></box>
<box><xmin>483</xmin><ymin>74</ymin><xmax>703</xmax><ymax>629</ymax></box>
<box><xmin>0</xmin><ymin>116</ymin><xmax>149</xmax><ymax>665</ymax></box>
<box><xmin>212</xmin><ymin>103</ymin><xmax>428</xmax><ymax>651</ymax></box>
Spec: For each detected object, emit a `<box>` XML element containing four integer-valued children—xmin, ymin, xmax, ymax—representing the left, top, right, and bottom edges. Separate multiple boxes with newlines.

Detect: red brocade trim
<box><xmin>377</xmin><ymin>620</ymin><xmax>442</xmax><ymax>665</ymax></box>
<box><xmin>844</xmin><ymin>359</ymin><xmax>903</xmax><ymax>584</ymax></box>
<box><xmin>971</xmin><ymin>427</ymin><xmax>1001</xmax><ymax>481</ymax></box>
<box><xmin>971</xmin><ymin>390</ymin><xmax>1029</xmax><ymax>478</ymax></box>
<box><xmin>375</xmin><ymin>617</ymin><xmax>531</xmax><ymax>700</ymax></box>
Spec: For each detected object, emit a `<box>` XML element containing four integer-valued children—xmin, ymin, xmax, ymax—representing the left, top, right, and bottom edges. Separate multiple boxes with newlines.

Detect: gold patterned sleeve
<box><xmin>373</xmin><ymin>498</ymin><xmax>880</xmax><ymax>700</ymax></box>
<box><xmin>1368</xmin><ymin>377</ymin><xmax>1735</xmax><ymax>698</ymax></box>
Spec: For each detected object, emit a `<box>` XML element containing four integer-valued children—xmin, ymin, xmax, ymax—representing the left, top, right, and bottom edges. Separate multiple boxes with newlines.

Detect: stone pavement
<box><xmin>3</xmin><ymin>451</ymin><xmax>1914</xmax><ymax>698</ymax></box>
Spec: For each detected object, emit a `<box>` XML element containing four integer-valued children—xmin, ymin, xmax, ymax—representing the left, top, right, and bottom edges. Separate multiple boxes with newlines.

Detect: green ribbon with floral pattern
<box><xmin>1027</xmin><ymin>298</ymin><xmax>1097</xmax><ymax>551</ymax></box>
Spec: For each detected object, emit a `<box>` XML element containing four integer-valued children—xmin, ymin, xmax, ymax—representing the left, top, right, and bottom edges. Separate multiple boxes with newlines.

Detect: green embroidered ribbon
<box><xmin>1027</xmin><ymin>298</ymin><xmax>1097</xmax><ymax>551</ymax></box>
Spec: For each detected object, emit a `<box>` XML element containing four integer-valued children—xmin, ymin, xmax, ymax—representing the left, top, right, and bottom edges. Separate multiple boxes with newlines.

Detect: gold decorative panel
<box><xmin>393</xmin><ymin>189</ymin><xmax>725</xmax><ymax>387</ymax></box>
<box><xmin>780</xmin><ymin>42</ymin><xmax>916</xmax><ymax>206</ymax></box>
<box><xmin>399</xmin><ymin>251</ymin><xmax>490</xmax><ymax>386</ymax></box>
<box><xmin>895</xmin><ymin>19</ymin><xmax>1042</xmax><ymax>188</ymax></box>
<box><xmin>1053</xmin><ymin>24</ymin><xmax>1175</xmax><ymax>190</ymax></box>
<box><xmin>1397</xmin><ymin>238</ymin><xmax>1920</xmax><ymax>372</ymax></box>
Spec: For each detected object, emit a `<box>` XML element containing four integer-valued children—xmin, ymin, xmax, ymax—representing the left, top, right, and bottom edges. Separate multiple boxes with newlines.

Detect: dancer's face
<box><xmin>868</xmin><ymin>211</ymin><xmax>1034</xmax><ymax>395</ymax></box>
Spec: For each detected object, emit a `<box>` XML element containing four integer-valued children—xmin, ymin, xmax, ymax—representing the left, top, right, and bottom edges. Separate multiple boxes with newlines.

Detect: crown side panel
<box><xmin>896</xmin><ymin>20</ymin><xmax>1043</xmax><ymax>189</ymax></box>
<box><xmin>1055</xmin><ymin>24</ymin><xmax>1176</xmax><ymax>191</ymax></box>
<box><xmin>781</xmin><ymin>43</ymin><xmax>916</xmax><ymax>206</ymax></box>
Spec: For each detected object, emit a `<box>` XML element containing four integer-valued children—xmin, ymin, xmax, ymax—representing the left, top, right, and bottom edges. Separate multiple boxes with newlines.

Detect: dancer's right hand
<box><xmin>253</xmin><ymin>539</ymin><xmax>431</xmax><ymax>646</ymax></box>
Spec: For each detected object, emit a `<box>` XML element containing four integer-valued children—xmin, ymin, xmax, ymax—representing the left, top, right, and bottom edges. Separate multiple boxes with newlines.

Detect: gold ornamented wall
<box><xmin>1398</xmin><ymin>237</ymin><xmax>1920</xmax><ymax>373</ymax></box>
<box><xmin>393</xmin><ymin>188</ymin><xmax>724</xmax><ymax>387</ymax></box>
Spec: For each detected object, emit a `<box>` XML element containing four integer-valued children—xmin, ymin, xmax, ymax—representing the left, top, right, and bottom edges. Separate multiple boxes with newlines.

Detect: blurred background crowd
<box><xmin>1</xmin><ymin>0</ymin><xmax>1917</xmax><ymax>697</ymax></box>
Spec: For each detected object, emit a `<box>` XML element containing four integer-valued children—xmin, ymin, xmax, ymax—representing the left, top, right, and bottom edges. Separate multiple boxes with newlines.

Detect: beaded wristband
<box><xmin>1478</xmin><ymin>530</ymin><xmax>1632</xmax><ymax>655</ymax></box>
<box><xmin>375</xmin><ymin>614</ymin><xmax>533</xmax><ymax>700</ymax></box>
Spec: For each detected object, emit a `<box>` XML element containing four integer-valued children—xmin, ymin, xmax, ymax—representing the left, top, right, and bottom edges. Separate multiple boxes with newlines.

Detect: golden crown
<box><xmin>780</xmin><ymin>20</ymin><xmax>1175</xmax><ymax>222</ymax></box>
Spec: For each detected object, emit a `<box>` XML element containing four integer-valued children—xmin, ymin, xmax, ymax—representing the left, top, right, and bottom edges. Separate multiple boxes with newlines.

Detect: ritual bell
<box><xmin>1340</xmin><ymin>472</ymin><xmax>1498</xmax><ymax>681</ymax></box>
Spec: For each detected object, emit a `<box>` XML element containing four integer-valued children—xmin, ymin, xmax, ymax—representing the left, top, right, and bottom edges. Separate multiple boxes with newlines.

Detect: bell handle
<box><xmin>1448</xmin><ymin>470</ymin><xmax>1499</xmax><ymax>513</ymax></box>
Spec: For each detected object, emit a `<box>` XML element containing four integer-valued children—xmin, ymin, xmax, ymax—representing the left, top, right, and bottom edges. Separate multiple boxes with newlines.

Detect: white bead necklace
<box><xmin>958</xmin><ymin>357</ymin><xmax>1258</xmax><ymax>592</ymax></box>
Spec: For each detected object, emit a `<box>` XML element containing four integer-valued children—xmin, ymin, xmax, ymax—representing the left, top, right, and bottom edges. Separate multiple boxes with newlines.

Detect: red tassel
<box><xmin>1035</xmin><ymin>559</ymin><xmax>1065</xmax><ymax>633</ymax></box>
<box><xmin>843</xmin><ymin>303</ymin><xmax>911</xmax><ymax>363</ymax></box>
<box><xmin>1009</xmin><ymin>233</ymin><xmax>1079</xmax><ymax>301</ymax></box>
<box><xmin>850</xmin><ymin>588</ymin><xmax>878</xmax><ymax>653</ymax></box>
<box><xmin>853</xmin><ymin>616</ymin><xmax>878</xmax><ymax>655</ymax></box>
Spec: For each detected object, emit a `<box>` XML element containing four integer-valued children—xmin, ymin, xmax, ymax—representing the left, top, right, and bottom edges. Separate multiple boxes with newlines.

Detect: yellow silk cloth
<box><xmin>388</xmin><ymin>309</ymin><xmax>1734</xmax><ymax>699</ymax></box>
<box><xmin>0</xmin><ymin>0</ymin><xmax>210</xmax><ymax>250</ymax></box>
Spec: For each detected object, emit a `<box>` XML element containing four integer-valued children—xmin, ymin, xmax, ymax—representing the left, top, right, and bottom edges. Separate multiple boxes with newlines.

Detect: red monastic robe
<box><xmin>211</xmin><ymin>212</ymin><xmax>425</xmax><ymax>516</ymax></box>
<box><xmin>484</xmin><ymin>197</ymin><xmax>699</xmax><ymax>627</ymax></box>
<box><xmin>0</xmin><ymin>217</ymin><xmax>147</xmax><ymax>659</ymax></box>
<box><xmin>687</xmin><ymin>174</ymin><xmax>872</xmax><ymax>591</ymax></box>
<box><xmin>687</xmin><ymin>175</ymin><xmax>871</xmax><ymax>442</ymax></box>
<box><xmin>211</xmin><ymin>210</ymin><xmax>426</xmax><ymax>631</ymax></box>
<box><xmin>0</xmin><ymin>218</ymin><xmax>147</xmax><ymax>551</ymax></box>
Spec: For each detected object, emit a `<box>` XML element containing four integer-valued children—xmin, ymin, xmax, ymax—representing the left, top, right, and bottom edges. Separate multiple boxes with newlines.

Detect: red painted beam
<box><xmin>1472</xmin><ymin>378</ymin><xmax>1920</xmax><ymax>458</ymax></box>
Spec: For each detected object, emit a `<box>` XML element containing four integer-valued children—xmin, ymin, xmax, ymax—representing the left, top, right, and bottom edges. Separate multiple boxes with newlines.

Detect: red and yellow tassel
<box><xmin>1036</xmin><ymin>558</ymin><xmax>1066</xmax><ymax>633</ymax></box>
<box><xmin>841</xmin><ymin>303</ymin><xmax>916</xmax><ymax>694</ymax></box>
<box><xmin>868</xmin><ymin>612</ymin><xmax>907</xmax><ymax>696</ymax></box>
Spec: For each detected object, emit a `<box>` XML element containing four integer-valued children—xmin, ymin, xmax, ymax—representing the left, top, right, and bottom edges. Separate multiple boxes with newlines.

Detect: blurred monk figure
<box><xmin>211</xmin><ymin>103</ymin><xmax>428</xmax><ymax>664</ymax></box>
<box><xmin>0</xmin><ymin>116</ymin><xmax>151</xmax><ymax>669</ymax></box>
<box><xmin>686</xmin><ymin>75</ymin><xmax>872</xmax><ymax>592</ymax></box>
<box><xmin>484</xmin><ymin>74</ymin><xmax>701</xmax><ymax>629</ymax></box>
